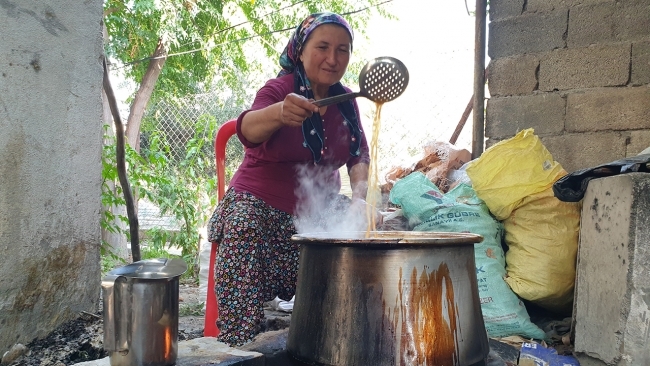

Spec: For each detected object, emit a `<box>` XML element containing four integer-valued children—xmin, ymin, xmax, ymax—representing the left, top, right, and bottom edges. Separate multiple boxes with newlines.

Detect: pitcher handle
<box><xmin>101</xmin><ymin>274</ymin><xmax>120</xmax><ymax>352</ymax></box>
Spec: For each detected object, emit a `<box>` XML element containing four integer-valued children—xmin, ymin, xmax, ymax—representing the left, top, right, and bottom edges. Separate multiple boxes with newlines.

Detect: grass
<box><xmin>140</xmin><ymin>245</ymin><xmax>174</xmax><ymax>260</ymax></box>
<box><xmin>179</xmin><ymin>301</ymin><xmax>205</xmax><ymax>316</ymax></box>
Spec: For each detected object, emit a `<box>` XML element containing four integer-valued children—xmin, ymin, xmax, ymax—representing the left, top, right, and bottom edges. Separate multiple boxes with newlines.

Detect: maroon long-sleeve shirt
<box><xmin>230</xmin><ymin>74</ymin><xmax>370</xmax><ymax>215</ymax></box>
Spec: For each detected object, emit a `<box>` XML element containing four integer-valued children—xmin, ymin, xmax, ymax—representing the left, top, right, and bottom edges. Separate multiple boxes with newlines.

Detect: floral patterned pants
<box><xmin>207</xmin><ymin>188</ymin><xmax>298</xmax><ymax>346</ymax></box>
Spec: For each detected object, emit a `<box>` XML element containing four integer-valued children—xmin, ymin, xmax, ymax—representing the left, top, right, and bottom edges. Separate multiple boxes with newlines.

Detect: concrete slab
<box><xmin>71</xmin><ymin>337</ymin><xmax>263</xmax><ymax>366</ymax></box>
<box><xmin>573</xmin><ymin>173</ymin><xmax>650</xmax><ymax>366</ymax></box>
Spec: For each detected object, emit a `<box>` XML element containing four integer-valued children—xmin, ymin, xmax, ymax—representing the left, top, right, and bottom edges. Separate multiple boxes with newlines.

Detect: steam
<box><xmin>293</xmin><ymin>164</ymin><xmax>368</xmax><ymax>235</ymax></box>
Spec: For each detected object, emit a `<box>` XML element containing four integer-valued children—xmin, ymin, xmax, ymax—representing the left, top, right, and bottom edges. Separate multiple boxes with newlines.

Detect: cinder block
<box><xmin>488</xmin><ymin>55</ymin><xmax>539</xmax><ymax>97</ymax></box>
<box><xmin>573</xmin><ymin>173</ymin><xmax>650</xmax><ymax>366</ymax></box>
<box><xmin>486</xmin><ymin>93</ymin><xmax>565</xmax><ymax>139</ymax></box>
<box><xmin>539</xmin><ymin>44</ymin><xmax>630</xmax><ymax>91</ymax></box>
<box><xmin>627</xmin><ymin>129</ymin><xmax>650</xmax><ymax>157</ymax></box>
<box><xmin>489</xmin><ymin>0</ymin><xmax>525</xmax><ymax>21</ymax></box>
<box><xmin>568</xmin><ymin>2</ymin><xmax>617</xmax><ymax>48</ymax></box>
<box><xmin>526</xmin><ymin>0</ymin><xmax>613</xmax><ymax>13</ymax></box>
<box><xmin>540</xmin><ymin>131</ymin><xmax>627</xmax><ymax>172</ymax></box>
<box><xmin>566</xmin><ymin>87</ymin><xmax>650</xmax><ymax>132</ymax></box>
<box><xmin>618</xmin><ymin>1</ymin><xmax>650</xmax><ymax>43</ymax></box>
<box><xmin>569</xmin><ymin>1</ymin><xmax>650</xmax><ymax>48</ymax></box>
<box><xmin>632</xmin><ymin>41</ymin><xmax>650</xmax><ymax>86</ymax></box>
<box><xmin>488</xmin><ymin>10</ymin><xmax>567</xmax><ymax>59</ymax></box>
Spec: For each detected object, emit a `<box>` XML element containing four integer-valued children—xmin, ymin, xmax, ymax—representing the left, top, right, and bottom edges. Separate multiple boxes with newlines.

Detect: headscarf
<box><xmin>278</xmin><ymin>12</ymin><xmax>362</xmax><ymax>164</ymax></box>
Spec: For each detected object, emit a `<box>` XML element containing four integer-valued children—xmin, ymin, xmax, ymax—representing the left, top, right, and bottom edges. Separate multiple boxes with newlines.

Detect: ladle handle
<box><xmin>312</xmin><ymin>92</ymin><xmax>361</xmax><ymax>108</ymax></box>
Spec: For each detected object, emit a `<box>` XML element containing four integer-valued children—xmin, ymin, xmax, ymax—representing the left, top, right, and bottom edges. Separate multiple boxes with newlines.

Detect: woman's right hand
<box><xmin>280</xmin><ymin>93</ymin><xmax>319</xmax><ymax>128</ymax></box>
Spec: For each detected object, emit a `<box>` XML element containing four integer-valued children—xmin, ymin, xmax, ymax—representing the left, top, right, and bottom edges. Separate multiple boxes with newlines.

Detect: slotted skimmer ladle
<box><xmin>313</xmin><ymin>56</ymin><xmax>409</xmax><ymax>108</ymax></box>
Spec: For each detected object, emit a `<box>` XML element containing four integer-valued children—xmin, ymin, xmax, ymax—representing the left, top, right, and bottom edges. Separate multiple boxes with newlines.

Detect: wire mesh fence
<box><xmin>137</xmin><ymin>92</ymin><xmax>246</xmax><ymax>231</ymax></box>
<box><xmin>141</xmin><ymin>92</ymin><xmax>244</xmax><ymax>165</ymax></box>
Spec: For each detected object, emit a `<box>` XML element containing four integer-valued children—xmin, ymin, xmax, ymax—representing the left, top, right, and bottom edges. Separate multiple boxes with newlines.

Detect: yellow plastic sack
<box><xmin>465</xmin><ymin>129</ymin><xmax>566</xmax><ymax>220</ymax></box>
<box><xmin>465</xmin><ymin>129</ymin><xmax>581</xmax><ymax>313</ymax></box>
<box><xmin>503</xmin><ymin>188</ymin><xmax>580</xmax><ymax>314</ymax></box>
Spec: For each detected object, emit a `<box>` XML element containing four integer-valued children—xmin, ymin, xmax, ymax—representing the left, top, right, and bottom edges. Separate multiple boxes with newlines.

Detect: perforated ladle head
<box><xmin>313</xmin><ymin>56</ymin><xmax>409</xmax><ymax>108</ymax></box>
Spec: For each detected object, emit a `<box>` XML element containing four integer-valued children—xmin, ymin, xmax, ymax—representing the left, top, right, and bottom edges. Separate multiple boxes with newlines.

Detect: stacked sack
<box><xmin>466</xmin><ymin>129</ymin><xmax>581</xmax><ymax>315</ymax></box>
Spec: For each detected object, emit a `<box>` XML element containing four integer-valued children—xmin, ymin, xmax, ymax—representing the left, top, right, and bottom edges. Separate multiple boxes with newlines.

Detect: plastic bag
<box><xmin>465</xmin><ymin>129</ymin><xmax>565</xmax><ymax>220</ymax></box>
<box><xmin>553</xmin><ymin>153</ymin><xmax>650</xmax><ymax>202</ymax></box>
<box><xmin>382</xmin><ymin>140</ymin><xmax>471</xmax><ymax>194</ymax></box>
<box><xmin>390</xmin><ymin>172</ymin><xmax>546</xmax><ymax>340</ymax></box>
<box><xmin>503</xmin><ymin>188</ymin><xmax>580</xmax><ymax>313</ymax></box>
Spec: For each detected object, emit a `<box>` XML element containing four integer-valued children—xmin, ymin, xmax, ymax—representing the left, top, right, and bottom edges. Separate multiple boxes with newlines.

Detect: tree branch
<box><xmin>125</xmin><ymin>38</ymin><xmax>168</xmax><ymax>152</ymax></box>
<box><xmin>102</xmin><ymin>56</ymin><xmax>141</xmax><ymax>262</ymax></box>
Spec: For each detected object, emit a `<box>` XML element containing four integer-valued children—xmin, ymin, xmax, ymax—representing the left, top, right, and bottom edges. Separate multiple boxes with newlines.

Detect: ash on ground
<box><xmin>7</xmin><ymin>312</ymin><xmax>105</xmax><ymax>366</ymax></box>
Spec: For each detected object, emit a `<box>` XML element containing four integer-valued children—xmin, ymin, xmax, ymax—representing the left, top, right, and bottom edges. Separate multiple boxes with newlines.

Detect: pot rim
<box><xmin>291</xmin><ymin>230</ymin><xmax>483</xmax><ymax>246</ymax></box>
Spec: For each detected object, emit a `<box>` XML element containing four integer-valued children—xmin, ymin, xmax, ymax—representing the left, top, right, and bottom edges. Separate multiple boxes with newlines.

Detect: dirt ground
<box><xmin>5</xmin><ymin>283</ymin><xmax>206</xmax><ymax>366</ymax></box>
<box><xmin>177</xmin><ymin>283</ymin><xmax>207</xmax><ymax>340</ymax></box>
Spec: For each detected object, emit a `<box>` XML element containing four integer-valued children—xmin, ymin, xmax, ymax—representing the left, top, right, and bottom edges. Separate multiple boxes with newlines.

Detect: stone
<box><xmin>573</xmin><ymin>173</ymin><xmax>650</xmax><ymax>365</ymax></box>
<box><xmin>539</xmin><ymin>44</ymin><xmax>629</xmax><ymax>91</ymax></box>
<box><xmin>617</xmin><ymin>1</ymin><xmax>650</xmax><ymax>43</ymax></box>
<box><xmin>526</xmin><ymin>0</ymin><xmax>612</xmax><ymax>13</ymax></box>
<box><xmin>539</xmin><ymin>131</ymin><xmax>628</xmax><ymax>173</ymax></box>
<box><xmin>71</xmin><ymin>338</ymin><xmax>264</xmax><ymax>366</ymax></box>
<box><xmin>486</xmin><ymin>93</ymin><xmax>565</xmax><ymax>139</ymax></box>
<box><xmin>627</xmin><ymin>130</ymin><xmax>650</xmax><ymax>157</ymax></box>
<box><xmin>489</xmin><ymin>0</ymin><xmax>525</xmax><ymax>21</ymax></box>
<box><xmin>239</xmin><ymin>329</ymin><xmax>293</xmax><ymax>366</ymax></box>
<box><xmin>565</xmin><ymin>87</ymin><xmax>650</xmax><ymax>132</ymax></box>
<box><xmin>567</xmin><ymin>2</ymin><xmax>618</xmax><ymax>48</ymax></box>
<box><xmin>1</xmin><ymin>343</ymin><xmax>27</xmax><ymax>365</ymax></box>
<box><xmin>176</xmin><ymin>338</ymin><xmax>263</xmax><ymax>366</ymax></box>
<box><xmin>488</xmin><ymin>55</ymin><xmax>539</xmax><ymax>97</ymax></box>
<box><xmin>566</xmin><ymin>0</ymin><xmax>650</xmax><ymax>47</ymax></box>
<box><xmin>632</xmin><ymin>41</ymin><xmax>650</xmax><ymax>86</ymax></box>
<box><xmin>488</xmin><ymin>10</ymin><xmax>567</xmax><ymax>59</ymax></box>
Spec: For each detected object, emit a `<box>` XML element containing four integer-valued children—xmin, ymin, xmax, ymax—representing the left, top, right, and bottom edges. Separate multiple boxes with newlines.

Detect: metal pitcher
<box><xmin>102</xmin><ymin>258</ymin><xmax>187</xmax><ymax>366</ymax></box>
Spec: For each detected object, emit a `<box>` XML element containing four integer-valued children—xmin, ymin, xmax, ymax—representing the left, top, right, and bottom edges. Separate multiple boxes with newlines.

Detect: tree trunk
<box><xmin>101</xmin><ymin>88</ymin><xmax>129</xmax><ymax>261</ymax></box>
<box><xmin>101</xmin><ymin>22</ymin><xmax>129</xmax><ymax>261</ymax></box>
<box><xmin>103</xmin><ymin>58</ymin><xmax>141</xmax><ymax>262</ymax></box>
<box><xmin>125</xmin><ymin>38</ymin><xmax>168</xmax><ymax>151</ymax></box>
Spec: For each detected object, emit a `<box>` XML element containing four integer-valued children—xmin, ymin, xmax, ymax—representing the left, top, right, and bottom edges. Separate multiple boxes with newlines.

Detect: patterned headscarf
<box><xmin>278</xmin><ymin>12</ymin><xmax>354</xmax><ymax>76</ymax></box>
<box><xmin>278</xmin><ymin>12</ymin><xmax>362</xmax><ymax>164</ymax></box>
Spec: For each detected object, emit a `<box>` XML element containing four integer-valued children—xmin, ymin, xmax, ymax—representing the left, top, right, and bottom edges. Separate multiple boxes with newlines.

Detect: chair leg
<box><xmin>203</xmin><ymin>241</ymin><xmax>220</xmax><ymax>337</ymax></box>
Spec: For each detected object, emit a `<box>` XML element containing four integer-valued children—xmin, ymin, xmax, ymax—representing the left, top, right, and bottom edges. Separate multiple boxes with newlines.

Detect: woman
<box><xmin>207</xmin><ymin>11</ymin><xmax>373</xmax><ymax>346</ymax></box>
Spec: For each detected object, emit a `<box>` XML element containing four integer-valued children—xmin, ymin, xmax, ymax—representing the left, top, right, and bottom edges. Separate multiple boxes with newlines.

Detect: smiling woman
<box><xmin>205</xmin><ymin>11</ymin><xmax>380</xmax><ymax>347</ymax></box>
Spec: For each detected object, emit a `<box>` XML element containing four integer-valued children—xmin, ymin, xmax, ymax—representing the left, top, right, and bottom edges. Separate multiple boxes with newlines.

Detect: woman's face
<box><xmin>299</xmin><ymin>24</ymin><xmax>351</xmax><ymax>91</ymax></box>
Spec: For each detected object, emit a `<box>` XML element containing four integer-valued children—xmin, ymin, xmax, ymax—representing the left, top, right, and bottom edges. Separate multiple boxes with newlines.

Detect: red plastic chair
<box><xmin>204</xmin><ymin>119</ymin><xmax>238</xmax><ymax>337</ymax></box>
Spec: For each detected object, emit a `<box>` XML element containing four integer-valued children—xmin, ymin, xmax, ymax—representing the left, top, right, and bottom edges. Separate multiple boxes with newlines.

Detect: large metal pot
<box><xmin>287</xmin><ymin>231</ymin><xmax>488</xmax><ymax>366</ymax></box>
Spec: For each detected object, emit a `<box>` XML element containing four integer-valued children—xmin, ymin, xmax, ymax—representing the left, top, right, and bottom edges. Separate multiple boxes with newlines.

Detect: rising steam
<box><xmin>293</xmin><ymin>164</ymin><xmax>369</xmax><ymax>236</ymax></box>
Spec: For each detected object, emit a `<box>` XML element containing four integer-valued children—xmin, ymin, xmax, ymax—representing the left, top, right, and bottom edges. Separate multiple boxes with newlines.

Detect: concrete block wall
<box><xmin>573</xmin><ymin>173</ymin><xmax>650</xmax><ymax>365</ymax></box>
<box><xmin>487</xmin><ymin>0</ymin><xmax>650</xmax><ymax>173</ymax></box>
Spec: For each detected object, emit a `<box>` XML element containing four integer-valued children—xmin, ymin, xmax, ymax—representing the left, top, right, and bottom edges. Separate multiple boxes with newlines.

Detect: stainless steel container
<box><xmin>102</xmin><ymin>258</ymin><xmax>187</xmax><ymax>366</ymax></box>
<box><xmin>287</xmin><ymin>231</ymin><xmax>488</xmax><ymax>366</ymax></box>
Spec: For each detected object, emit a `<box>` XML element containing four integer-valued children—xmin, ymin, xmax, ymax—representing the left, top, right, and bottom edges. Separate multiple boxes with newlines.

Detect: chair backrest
<box><xmin>205</xmin><ymin>118</ymin><xmax>238</xmax><ymax>338</ymax></box>
<box><xmin>214</xmin><ymin>119</ymin><xmax>238</xmax><ymax>201</ymax></box>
